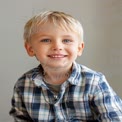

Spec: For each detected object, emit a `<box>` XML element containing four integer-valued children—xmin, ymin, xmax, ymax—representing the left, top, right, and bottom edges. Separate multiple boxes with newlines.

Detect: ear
<box><xmin>24</xmin><ymin>42</ymin><xmax>35</xmax><ymax>57</ymax></box>
<box><xmin>77</xmin><ymin>42</ymin><xmax>84</xmax><ymax>56</ymax></box>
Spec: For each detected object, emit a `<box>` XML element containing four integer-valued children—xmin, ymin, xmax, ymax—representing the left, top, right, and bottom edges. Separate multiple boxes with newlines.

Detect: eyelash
<box><xmin>40</xmin><ymin>39</ymin><xmax>72</xmax><ymax>43</ymax></box>
<box><xmin>40</xmin><ymin>39</ymin><xmax>51</xmax><ymax>43</ymax></box>
<box><xmin>63</xmin><ymin>39</ymin><xmax>72</xmax><ymax>43</ymax></box>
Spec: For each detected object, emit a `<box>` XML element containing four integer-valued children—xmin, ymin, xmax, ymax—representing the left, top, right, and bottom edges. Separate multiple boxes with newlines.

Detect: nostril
<box><xmin>53</xmin><ymin>48</ymin><xmax>62</xmax><ymax>51</ymax></box>
<box><xmin>51</xmin><ymin>42</ymin><xmax>63</xmax><ymax>50</ymax></box>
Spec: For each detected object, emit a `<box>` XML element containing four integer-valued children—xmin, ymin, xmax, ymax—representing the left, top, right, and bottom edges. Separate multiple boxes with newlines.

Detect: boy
<box><xmin>10</xmin><ymin>11</ymin><xmax>122</xmax><ymax>122</ymax></box>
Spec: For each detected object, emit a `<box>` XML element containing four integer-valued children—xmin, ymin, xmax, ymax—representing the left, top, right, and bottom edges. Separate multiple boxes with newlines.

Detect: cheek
<box><xmin>34</xmin><ymin>47</ymin><xmax>47</xmax><ymax>58</ymax></box>
<box><xmin>67</xmin><ymin>46</ymin><xmax>79</xmax><ymax>56</ymax></box>
<box><xmin>71</xmin><ymin>45</ymin><xmax>79</xmax><ymax>52</ymax></box>
<box><xmin>32</xmin><ymin>45</ymin><xmax>43</xmax><ymax>53</ymax></box>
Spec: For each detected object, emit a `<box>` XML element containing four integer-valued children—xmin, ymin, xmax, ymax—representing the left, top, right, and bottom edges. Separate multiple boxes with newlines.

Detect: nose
<box><xmin>52</xmin><ymin>41</ymin><xmax>63</xmax><ymax>51</ymax></box>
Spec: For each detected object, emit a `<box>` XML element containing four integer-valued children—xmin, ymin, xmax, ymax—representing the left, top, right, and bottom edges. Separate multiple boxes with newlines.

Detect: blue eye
<box><xmin>63</xmin><ymin>39</ymin><xmax>71</xmax><ymax>43</ymax></box>
<box><xmin>40</xmin><ymin>39</ymin><xmax>51</xmax><ymax>43</ymax></box>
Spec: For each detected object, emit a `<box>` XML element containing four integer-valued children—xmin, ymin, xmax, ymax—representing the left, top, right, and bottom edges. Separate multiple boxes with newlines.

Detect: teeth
<box><xmin>51</xmin><ymin>55</ymin><xmax>63</xmax><ymax>58</ymax></box>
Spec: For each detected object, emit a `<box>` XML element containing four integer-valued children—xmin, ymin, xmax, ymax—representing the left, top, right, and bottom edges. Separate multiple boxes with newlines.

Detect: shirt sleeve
<box><xmin>91</xmin><ymin>74</ymin><xmax>122</xmax><ymax>121</ymax></box>
<box><xmin>9</xmin><ymin>85</ymin><xmax>33</xmax><ymax>122</ymax></box>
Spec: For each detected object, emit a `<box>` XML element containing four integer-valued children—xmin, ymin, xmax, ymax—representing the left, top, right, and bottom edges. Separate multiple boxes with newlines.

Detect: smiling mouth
<box><xmin>48</xmin><ymin>54</ymin><xmax>67</xmax><ymax>58</ymax></box>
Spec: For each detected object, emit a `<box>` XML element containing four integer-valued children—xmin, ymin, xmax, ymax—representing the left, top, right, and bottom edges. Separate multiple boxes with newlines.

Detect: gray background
<box><xmin>0</xmin><ymin>0</ymin><xmax>122</xmax><ymax>121</ymax></box>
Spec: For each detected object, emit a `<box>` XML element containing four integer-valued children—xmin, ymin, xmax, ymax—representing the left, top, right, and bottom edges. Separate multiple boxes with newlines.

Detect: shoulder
<box><xmin>76</xmin><ymin>62</ymin><xmax>104</xmax><ymax>81</ymax></box>
<box><xmin>77</xmin><ymin>63</ymin><xmax>111</xmax><ymax>93</ymax></box>
<box><xmin>14</xmin><ymin>65</ymin><xmax>42</xmax><ymax>88</ymax></box>
<box><xmin>75</xmin><ymin>62</ymin><xmax>109</xmax><ymax>88</ymax></box>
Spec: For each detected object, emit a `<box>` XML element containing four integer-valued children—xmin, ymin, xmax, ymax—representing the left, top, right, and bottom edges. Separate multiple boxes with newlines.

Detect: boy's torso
<box><xmin>17</xmin><ymin>62</ymin><xmax>99</xmax><ymax>121</ymax></box>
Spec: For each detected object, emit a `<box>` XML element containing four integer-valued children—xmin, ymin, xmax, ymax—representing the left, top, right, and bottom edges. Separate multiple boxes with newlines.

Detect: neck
<box><xmin>43</xmin><ymin>67</ymin><xmax>72</xmax><ymax>85</ymax></box>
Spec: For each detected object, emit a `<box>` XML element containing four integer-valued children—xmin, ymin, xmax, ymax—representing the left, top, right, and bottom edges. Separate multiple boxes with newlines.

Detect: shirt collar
<box><xmin>31</xmin><ymin>65</ymin><xmax>46</xmax><ymax>87</ymax></box>
<box><xmin>68</xmin><ymin>61</ymin><xmax>82</xmax><ymax>86</ymax></box>
<box><xmin>32</xmin><ymin>62</ymin><xmax>82</xmax><ymax>87</ymax></box>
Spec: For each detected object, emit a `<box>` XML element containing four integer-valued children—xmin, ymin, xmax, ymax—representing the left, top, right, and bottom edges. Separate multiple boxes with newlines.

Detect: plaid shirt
<box><xmin>10</xmin><ymin>62</ymin><xmax>122</xmax><ymax>122</ymax></box>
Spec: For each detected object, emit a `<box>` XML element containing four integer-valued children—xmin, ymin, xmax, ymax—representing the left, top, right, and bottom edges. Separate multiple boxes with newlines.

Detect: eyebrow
<box><xmin>35</xmin><ymin>34</ymin><xmax>74</xmax><ymax>38</ymax></box>
<box><xmin>62</xmin><ymin>35</ymin><xmax>73</xmax><ymax>37</ymax></box>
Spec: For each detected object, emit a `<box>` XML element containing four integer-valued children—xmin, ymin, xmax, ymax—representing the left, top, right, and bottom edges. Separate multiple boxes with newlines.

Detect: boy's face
<box><xmin>25</xmin><ymin>22</ymin><xmax>84</xmax><ymax>70</ymax></box>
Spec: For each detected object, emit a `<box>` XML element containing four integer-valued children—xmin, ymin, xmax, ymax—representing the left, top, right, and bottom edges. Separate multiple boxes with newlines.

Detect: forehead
<box><xmin>31</xmin><ymin>22</ymin><xmax>78</xmax><ymax>36</ymax></box>
<box><xmin>30</xmin><ymin>23</ymin><xmax>80</xmax><ymax>42</ymax></box>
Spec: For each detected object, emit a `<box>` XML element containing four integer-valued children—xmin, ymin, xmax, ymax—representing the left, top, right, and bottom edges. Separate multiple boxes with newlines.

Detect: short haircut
<box><xmin>24</xmin><ymin>11</ymin><xmax>84</xmax><ymax>42</ymax></box>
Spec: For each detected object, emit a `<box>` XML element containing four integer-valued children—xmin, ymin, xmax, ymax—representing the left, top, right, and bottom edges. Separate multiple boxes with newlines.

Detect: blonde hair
<box><xmin>24</xmin><ymin>11</ymin><xmax>84</xmax><ymax>42</ymax></box>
